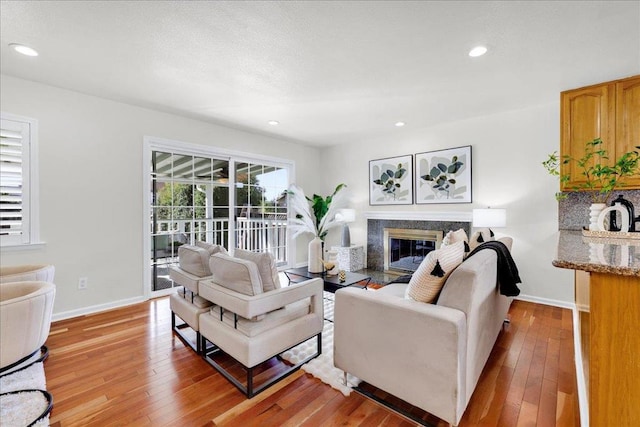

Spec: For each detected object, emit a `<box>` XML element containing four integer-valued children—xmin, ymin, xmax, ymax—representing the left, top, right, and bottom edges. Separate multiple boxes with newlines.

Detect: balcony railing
<box><xmin>152</xmin><ymin>217</ymin><xmax>288</xmax><ymax>264</ymax></box>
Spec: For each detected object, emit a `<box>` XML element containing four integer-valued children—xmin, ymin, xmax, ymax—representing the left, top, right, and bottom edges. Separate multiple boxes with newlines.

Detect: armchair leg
<box><xmin>201</xmin><ymin>332</ymin><xmax>322</xmax><ymax>398</ymax></box>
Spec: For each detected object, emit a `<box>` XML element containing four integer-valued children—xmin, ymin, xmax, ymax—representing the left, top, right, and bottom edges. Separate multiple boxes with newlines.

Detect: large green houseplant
<box><xmin>543</xmin><ymin>138</ymin><xmax>640</xmax><ymax>230</ymax></box>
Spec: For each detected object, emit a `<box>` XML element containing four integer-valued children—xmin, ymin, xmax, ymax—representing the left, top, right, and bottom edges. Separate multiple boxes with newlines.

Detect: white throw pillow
<box><xmin>469</xmin><ymin>228</ymin><xmax>495</xmax><ymax>250</ymax></box>
<box><xmin>209</xmin><ymin>253</ymin><xmax>263</xmax><ymax>296</ymax></box>
<box><xmin>442</xmin><ymin>228</ymin><xmax>470</xmax><ymax>254</ymax></box>
<box><xmin>234</xmin><ymin>249</ymin><xmax>281</xmax><ymax>292</ymax></box>
<box><xmin>405</xmin><ymin>240</ymin><xmax>465</xmax><ymax>303</ymax></box>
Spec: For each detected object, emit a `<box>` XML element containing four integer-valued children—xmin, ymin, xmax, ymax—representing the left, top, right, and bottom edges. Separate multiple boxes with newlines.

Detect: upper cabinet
<box><xmin>560</xmin><ymin>75</ymin><xmax>640</xmax><ymax>190</ymax></box>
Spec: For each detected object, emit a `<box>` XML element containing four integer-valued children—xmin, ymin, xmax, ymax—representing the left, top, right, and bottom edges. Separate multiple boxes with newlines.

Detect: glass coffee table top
<box><xmin>284</xmin><ymin>267</ymin><xmax>371</xmax><ymax>293</ymax></box>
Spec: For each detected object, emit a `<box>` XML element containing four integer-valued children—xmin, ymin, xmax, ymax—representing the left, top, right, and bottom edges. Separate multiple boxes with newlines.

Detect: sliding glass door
<box><xmin>147</xmin><ymin>143</ymin><xmax>291</xmax><ymax>294</ymax></box>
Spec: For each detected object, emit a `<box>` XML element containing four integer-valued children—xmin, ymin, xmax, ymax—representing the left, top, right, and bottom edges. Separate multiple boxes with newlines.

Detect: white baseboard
<box><xmin>572</xmin><ymin>306</ymin><xmax>589</xmax><ymax>427</ymax></box>
<box><xmin>515</xmin><ymin>293</ymin><xmax>575</xmax><ymax>309</ymax></box>
<box><xmin>52</xmin><ymin>296</ymin><xmax>147</xmax><ymax>322</ymax></box>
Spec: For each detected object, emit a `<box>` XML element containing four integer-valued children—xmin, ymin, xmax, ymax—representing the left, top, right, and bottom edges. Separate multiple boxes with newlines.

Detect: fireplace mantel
<box><xmin>364</xmin><ymin>210</ymin><xmax>472</xmax><ymax>222</ymax></box>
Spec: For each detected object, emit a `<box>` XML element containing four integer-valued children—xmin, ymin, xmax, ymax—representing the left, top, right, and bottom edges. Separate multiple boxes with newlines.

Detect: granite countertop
<box><xmin>553</xmin><ymin>230</ymin><xmax>640</xmax><ymax>276</ymax></box>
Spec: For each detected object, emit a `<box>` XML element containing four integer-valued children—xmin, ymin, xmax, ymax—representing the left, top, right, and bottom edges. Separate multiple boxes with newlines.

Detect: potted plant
<box><xmin>287</xmin><ymin>183</ymin><xmax>348</xmax><ymax>272</ymax></box>
<box><xmin>543</xmin><ymin>138</ymin><xmax>640</xmax><ymax>230</ymax></box>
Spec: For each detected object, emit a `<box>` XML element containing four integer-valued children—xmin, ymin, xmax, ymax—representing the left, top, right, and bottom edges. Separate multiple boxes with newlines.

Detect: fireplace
<box><xmin>366</xmin><ymin>216</ymin><xmax>471</xmax><ymax>274</ymax></box>
<box><xmin>383</xmin><ymin>228</ymin><xmax>443</xmax><ymax>274</ymax></box>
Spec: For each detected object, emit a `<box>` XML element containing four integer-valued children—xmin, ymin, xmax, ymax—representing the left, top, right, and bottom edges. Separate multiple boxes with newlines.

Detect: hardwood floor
<box><xmin>45</xmin><ymin>298</ymin><xmax>579</xmax><ymax>426</ymax></box>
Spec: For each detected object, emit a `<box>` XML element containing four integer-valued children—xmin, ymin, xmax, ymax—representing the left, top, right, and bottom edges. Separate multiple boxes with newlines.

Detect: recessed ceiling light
<box><xmin>268</xmin><ymin>120</ymin><xmax>279</xmax><ymax>126</ymax></box>
<box><xmin>469</xmin><ymin>46</ymin><xmax>487</xmax><ymax>57</ymax></box>
<box><xmin>9</xmin><ymin>43</ymin><xmax>38</xmax><ymax>57</ymax></box>
<box><xmin>395</xmin><ymin>121</ymin><xmax>406</xmax><ymax>127</ymax></box>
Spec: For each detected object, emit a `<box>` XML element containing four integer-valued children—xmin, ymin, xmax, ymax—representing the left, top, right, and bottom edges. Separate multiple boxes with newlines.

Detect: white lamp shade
<box><xmin>335</xmin><ymin>209</ymin><xmax>356</xmax><ymax>223</ymax></box>
<box><xmin>472</xmin><ymin>208</ymin><xmax>506</xmax><ymax>228</ymax></box>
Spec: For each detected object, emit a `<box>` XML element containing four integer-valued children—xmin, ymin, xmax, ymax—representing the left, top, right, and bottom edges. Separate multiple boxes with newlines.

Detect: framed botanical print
<box><xmin>369</xmin><ymin>155</ymin><xmax>413</xmax><ymax>205</ymax></box>
<box><xmin>415</xmin><ymin>145</ymin><xmax>472</xmax><ymax>204</ymax></box>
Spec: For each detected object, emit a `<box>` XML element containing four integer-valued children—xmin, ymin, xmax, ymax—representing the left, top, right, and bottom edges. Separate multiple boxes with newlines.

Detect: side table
<box><xmin>331</xmin><ymin>245</ymin><xmax>365</xmax><ymax>272</ymax></box>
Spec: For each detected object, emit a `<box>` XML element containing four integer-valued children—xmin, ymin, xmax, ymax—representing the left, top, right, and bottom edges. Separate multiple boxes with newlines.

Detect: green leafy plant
<box><xmin>287</xmin><ymin>184</ymin><xmax>348</xmax><ymax>240</ymax></box>
<box><xmin>372</xmin><ymin>164</ymin><xmax>406</xmax><ymax>199</ymax></box>
<box><xmin>543</xmin><ymin>138</ymin><xmax>640</xmax><ymax>204</ymax></box>
<box><xmin>421</xmin><ymin>155</ymin><xmax>464</xmax><ymax>198</ymax></box>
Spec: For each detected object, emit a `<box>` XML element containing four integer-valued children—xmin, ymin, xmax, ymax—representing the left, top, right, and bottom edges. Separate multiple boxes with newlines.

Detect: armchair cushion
<box><xmin>405</xmin><ymin>240</ymin><xmax>465</xmax><ymax>303</ymax></box>
<box><xmin>208</xmin><ymin>254</ymin><xmax>263</xmax><ymax>296</ymax></box>
<box><xmin>178</xmin><ymin>287</ymin><xmax>213</xmax><ymax>309</ymax></box>
<box><xmin>234</xmin><ymin>249</ymin><xmax>281</xmax><ymax>292</ymax></box>
<box><xmin>209</xmin><ymin>298</ymin><xmax>311</xmax><ymax>337</ymax></box>
<box><xmin>195</xmin><ymin>241</ymin><xmax>227</xmax><ymax>256</ymax></box>
<box><xmin>177</xmin><ymin>245</ymin><xmax>212</xmax><ymax>277</ymax></box>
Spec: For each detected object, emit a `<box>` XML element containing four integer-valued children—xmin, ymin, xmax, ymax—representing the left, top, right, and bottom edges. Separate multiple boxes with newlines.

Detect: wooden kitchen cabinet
<box><xmin>560</xmin><ymin>74</ymin><xmax>640</xmax><ymax>190</ymax></box>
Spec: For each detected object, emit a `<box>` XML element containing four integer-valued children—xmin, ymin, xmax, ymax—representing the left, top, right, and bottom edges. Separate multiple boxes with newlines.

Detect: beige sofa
<box><xmin>334</xmin><ymin>238</ymin><xmax>513</xmax><ymax>426</ymax></box>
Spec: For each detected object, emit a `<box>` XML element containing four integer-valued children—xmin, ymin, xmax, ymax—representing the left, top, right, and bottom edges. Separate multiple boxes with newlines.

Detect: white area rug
<box><xmin>281</xmin><ymin>292</ymin><xmax>361</xmax><ymax>396</ymax></box>
<box><xmin>0</xmin><ymin>362</ymin><xmax>50</xmax><ymax>427</ymax></box>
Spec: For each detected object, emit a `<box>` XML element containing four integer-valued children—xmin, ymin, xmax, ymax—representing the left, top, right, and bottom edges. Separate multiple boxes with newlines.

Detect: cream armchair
<box><xmin>0</xmin><ymin>265</ymin><xmax>55</xmax><ymax>284</ymax></box>
<box><xmin>0</xmin><ymin>281</ymin><xmax>56</xmax><ymax>375</ymax></box>
<box><xmin>198</xmin><ymin>253</ymin><xmax>324</xmax><ymax>397</ymax></box>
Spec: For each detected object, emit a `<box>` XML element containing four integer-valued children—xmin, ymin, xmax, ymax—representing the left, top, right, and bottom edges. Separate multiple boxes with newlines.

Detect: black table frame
<box><xmin>283</xmin><ymin>267</ymin><xmax>371</xmax><ymax>293</ymax></box>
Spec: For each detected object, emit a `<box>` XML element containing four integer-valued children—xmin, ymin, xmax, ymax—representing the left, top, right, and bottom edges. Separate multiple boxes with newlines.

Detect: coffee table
<box><xmin>284</xmin><ymin>267</ymin><xmax>371</xmax><ymax>294</ymax></box>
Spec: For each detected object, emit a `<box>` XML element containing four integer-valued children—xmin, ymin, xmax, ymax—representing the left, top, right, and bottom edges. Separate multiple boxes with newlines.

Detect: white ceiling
<box><xmin>1</xmin><ymin>1</ymin><xmax>639</xmax><ymax>147</ymax></box>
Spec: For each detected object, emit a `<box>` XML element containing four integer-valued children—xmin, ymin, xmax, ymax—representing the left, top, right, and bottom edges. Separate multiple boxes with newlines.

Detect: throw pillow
<box><xmin>234</xmin><ymin>249</ymin><xmax>281</xmax><ymax>292</ymax></box>
<box><xmin>177</xmin><ymin>245</ymin><xmax>211</xmax><ymax>277</ymax></box>
<box><xmin>405</xmin><ymin>240</ymin><xmax>465</xmax><ymax>303</ymax></box>
<box><xmin>469</xmin><ymin>228</ymin><xmax>495</xmax><ymax>250</ymax></box>
<box><xmin>442</xmin><ymin>228</ymin><xmax>470</xmax><ymax>255</ymax></box>
<box><xmin>209</xmin><ymin>253</ymin><xmax>263</xmax><ymax>296</ymax></box>
<box><xmin>195</xmin><ymin>241</ymin><xmax>227</xmax><ymax>255</ymax></box>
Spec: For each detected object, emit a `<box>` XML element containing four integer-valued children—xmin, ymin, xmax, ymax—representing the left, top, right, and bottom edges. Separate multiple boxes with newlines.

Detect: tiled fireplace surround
<box><xmin>366</xmin><ymin>212</ymin><xmax>472</xmax><ymax>272</ymax></box>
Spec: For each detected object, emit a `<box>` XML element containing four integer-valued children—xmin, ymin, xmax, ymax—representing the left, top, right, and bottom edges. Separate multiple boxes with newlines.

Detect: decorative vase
<box><xmin>589</xmin><ymin>203</ymin><xmax>607</xmax><ymax>231</ymax></box>
<box><xmin>308</xmin><ymin>236</ymin><xmax>323</xmax><ymax>273</ymax></box>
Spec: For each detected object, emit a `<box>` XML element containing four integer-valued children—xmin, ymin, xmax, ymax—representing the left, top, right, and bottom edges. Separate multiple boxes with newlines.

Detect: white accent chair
<box><xmin>0</xmin><ymin>265</ymin><xmax>55</xmax><ymax>284</ymax></box>
<box><xmin>198</xmin><ymin>253</ymin><xmax>324</xmax><ymax>397</ymax></box>
<box><xmin>169</xmin><ymin>244</ymin><xmax>218</xmax><ymax>353</ymax></box>
<box><xmin>0</xmin><ymin>281</ymin><xmax>56</xmax><ymax>375</ymax></box>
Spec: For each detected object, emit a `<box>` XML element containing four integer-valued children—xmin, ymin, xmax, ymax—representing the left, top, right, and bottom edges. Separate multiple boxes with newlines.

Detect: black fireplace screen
<box><xmin>388</xmin><ymin>238</ymin><xmax>436</xmax><ymax>272</ymax></box>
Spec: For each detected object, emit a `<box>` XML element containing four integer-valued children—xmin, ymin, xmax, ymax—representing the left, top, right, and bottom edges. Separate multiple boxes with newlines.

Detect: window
<box><xmin>145</xmin><ymin>138</ymin><xmax>293</xmax><ymax>295</ymax></box>
<box><xmin>0</xmin><ymin>114</ymin><xmax>39</xmax><ymax>248</ymax></box>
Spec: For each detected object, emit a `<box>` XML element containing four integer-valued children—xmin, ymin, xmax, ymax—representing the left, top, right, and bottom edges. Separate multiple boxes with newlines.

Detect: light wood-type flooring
<box><xmin>45</xmin><ymin>297</ymin><xmax>579</xmax><ymax>426</ymax></box>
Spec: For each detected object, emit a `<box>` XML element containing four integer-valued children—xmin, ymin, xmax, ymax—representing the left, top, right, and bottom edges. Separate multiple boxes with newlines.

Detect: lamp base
<box><xmin>341</xmin><ymin>224</ymin><xmax>351</xmax><ymax>247</ymax></box>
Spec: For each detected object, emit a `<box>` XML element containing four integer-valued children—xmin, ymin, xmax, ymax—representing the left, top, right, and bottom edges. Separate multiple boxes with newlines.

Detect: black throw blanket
<box><xmin>386</xmin><ymin>241</ymin><xmax>521</xmax><ymax>297</ymax></box>
<box><xmin>466</xmin><ymin>240</ymin><xmax>521</xmax><ymax>297</ymax></box>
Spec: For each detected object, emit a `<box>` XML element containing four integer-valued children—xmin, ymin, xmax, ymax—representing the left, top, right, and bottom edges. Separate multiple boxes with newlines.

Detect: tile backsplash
<box><xmin>558</xmin><ymin>189</ymin><xmax>640</xmax><ymax>231</ymax></box>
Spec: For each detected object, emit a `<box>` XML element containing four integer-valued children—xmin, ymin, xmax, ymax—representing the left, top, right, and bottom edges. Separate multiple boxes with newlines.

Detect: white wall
<box><xmin>0</xmin><ymin>75</ymin><xmax>321</xmax><ymax>317</ymax></box>
<box><xmin>320</xmin><ymin>103</ymin><xmax>574</xmax><ymax>305</ymax></box>
<box><xmin>1</xmin><ymin>74</ymin><xmax>574</xmax><ymax>315</ymax></box>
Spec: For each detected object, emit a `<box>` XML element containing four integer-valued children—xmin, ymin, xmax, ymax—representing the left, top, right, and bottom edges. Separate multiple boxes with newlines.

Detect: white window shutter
<box><xmin>0</xmin><ymin>118</ymin><xmax>31</xmax><ymax>245</ymax></box>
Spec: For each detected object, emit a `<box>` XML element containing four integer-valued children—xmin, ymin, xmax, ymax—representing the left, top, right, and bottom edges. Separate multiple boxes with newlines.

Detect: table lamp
<box><xmin>335</xmin><ymin>209</ymin><xmax>356</xmax><ymax>247</ymax></box>
<box><xmin>472</xmin><ymin>208</ymin><xmax>506</xmax><ymax>228</ymax></box>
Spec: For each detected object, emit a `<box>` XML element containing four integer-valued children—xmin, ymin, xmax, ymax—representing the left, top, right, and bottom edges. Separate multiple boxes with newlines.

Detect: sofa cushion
<box><xmin>469</xmin><ymin>228</ymin><xmax>495</xmax><ymax>250</ymax></box>
<box><xmin>209</xmin><ymin>253</ymin><xmax>263</xmax><ymax>296</ymax></box>
<box><xmin>234</xmin><ymin>249</ymin><xmax>281</xmax><ymax>292</ymax></box>
<box><xmin>195</xmin><ymin>241</ymin><xmax>227</xmax><ymax>256</ymax></box>
<box><xmin>405</xmin><ymin>240</ymin><xmax>465</xmax><ymax>303</ymax></box>
<box><xmin>178</xmin><ymin>245</ymin><xmax>211</xmax><ymax>277</ymax></box>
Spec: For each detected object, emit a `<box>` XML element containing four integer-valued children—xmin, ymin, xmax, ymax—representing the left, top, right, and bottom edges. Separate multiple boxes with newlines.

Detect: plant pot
<box><xmin>308</xmin><ymin>236</ymin><xmax>323</xmax><ymax>273</ymax></box>
<box><xmin>589</xmin><ymin>203</ymin><xmax>607</xmax><ymax>231</ymax></box>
